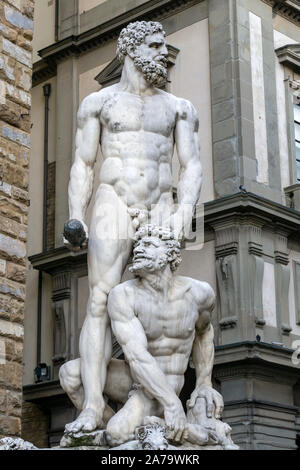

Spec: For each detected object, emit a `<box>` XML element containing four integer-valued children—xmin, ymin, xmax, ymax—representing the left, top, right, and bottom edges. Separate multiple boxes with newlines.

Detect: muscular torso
<box><xmin>98</xmin><ymin>86</ymin><xmax>178</xmax><ymax>209</ymax></box>
<box><xmin>131</xmin><ymin>276</ymin><xmax>204</xmax><ymax>395</ymax></box>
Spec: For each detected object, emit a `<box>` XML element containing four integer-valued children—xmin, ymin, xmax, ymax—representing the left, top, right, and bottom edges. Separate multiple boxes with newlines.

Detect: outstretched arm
<box><xmin>188</xmin><ymin>282</ymin><xmax>223</xmax><ymax>419</ymax></box>
<box><xmin>108</xmin><ymin>284</ymin><xmax>187</xmax><ymax>440</ymax></box>
<box><xmin>173</xmin><ymin>99</ymin><xmax>202</xmax><ymax>239</ymax></box>
<box><xmin>68</xmin><ymin>92</ymin><xmax>102</xmax><ymax>233</ymax></box>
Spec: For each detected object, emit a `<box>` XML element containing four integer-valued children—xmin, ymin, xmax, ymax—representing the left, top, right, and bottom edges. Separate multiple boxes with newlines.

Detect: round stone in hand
<box><xmin>63</xmin><ymin>219</ymin><xmax>86</xmax><ymax>247</ymax></box>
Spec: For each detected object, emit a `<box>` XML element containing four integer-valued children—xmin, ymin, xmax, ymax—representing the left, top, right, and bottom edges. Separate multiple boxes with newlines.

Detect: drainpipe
<box><xmin>55</xmin><ymin>0</ymin><xmax>59</xmax><ymax>42</ymax></box>
<box><xmin>36</xmin><ymin>84</ymin><xmax>51</xmax><ymax>366</ymax></box>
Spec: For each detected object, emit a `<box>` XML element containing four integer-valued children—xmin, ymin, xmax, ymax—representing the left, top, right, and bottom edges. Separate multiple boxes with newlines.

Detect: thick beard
<box><xmin>133</xmin><ymin>56</ymin><xmax>168</xmax><ymax>87</ymax></box>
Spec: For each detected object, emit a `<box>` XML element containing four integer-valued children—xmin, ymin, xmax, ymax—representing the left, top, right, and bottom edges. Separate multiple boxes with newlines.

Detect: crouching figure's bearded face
<box><xmin>129</xmin><ymin>225</ymin><xmax>182</xmax><ymax>275</ymax></box>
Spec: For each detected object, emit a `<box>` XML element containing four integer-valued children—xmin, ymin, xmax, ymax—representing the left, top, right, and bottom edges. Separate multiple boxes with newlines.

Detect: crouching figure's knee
<box><xmin>105</xmin><ymin>420</ymin><xmax>133</xmax><ymax>448</ymax></box>
<box><xmin>59</xmin><ymin>360</ymin><xmax>80</xmax><ymax>395</ymax></box>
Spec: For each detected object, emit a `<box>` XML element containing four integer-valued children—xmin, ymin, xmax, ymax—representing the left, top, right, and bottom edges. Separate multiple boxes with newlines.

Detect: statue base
<box><xmin>59</xmin><ymin>424</ymin><xmax>238</xmax><ymax>451</ymax></box>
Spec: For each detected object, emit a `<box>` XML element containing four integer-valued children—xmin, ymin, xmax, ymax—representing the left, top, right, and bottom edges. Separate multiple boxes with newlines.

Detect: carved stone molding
<box><xmin>32</xmin><ymin>60</ymin><xmax>57</xmax><ymax>87</ymax></box>
<box><xmin>275</xmin><ymin>263</ymin><xmax>291</xmax><ymax>336</ymax></box>
<box><xmin>250</xmin><ymin>255</ymin><xmax>265</xmax><ymax>327</ymax></box>
<box><xmin>213</xmin><ymin>225</ymin><xmax>239</xmax><ymax>259</ymax></box>
<box><xmin>52</xmin><ymin>301</ymin><xmax>67</xmax><ymax>374</ymax></box>
<box><xmin>293</xmin><ymin>261</ymin><xmax>300</xmax><ymax>325</ymax></box>
<box><xmin>248</xmin><ymin>224</ymin><xmax>263</xmax><ymax>257</ymax></box>
<box><xmin>52</xmin><ymin>272</ymin><xmax>71</xmax><ymax>301</ymax></box>
<box><xmin>275</xmin><ymin>43</ymin><xmax>300</xmax><ymax>73</ymax></box>
<box><xmin>35</xmin><ymin>0</ymin><xmax>202</xmax><ymax>66</ymax></box>
<box><xmin>274</xmin><ymin>230</ymin><xmax>289</xmax><ymax>265</ymax></box>
<box><xmin>216</xmin><ymin>255</ymin><xmax>239</xmax><ymax>330</ymax></box>
<box><xmin>263</xmin><ymin>0</ymin><xmax>300</xmax><ymax>25</ymax></box>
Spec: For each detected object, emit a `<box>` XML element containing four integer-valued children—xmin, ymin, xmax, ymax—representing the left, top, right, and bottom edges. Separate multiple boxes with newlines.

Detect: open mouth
<box><xmin>133</xmin><ymin>254</ymin><xmax>153</xmax><ymax>261</ymax></box>
<box><xmin>155</xmin><ymin>57</ymin><xmax>167</xmax><ymax>66</ymax></box>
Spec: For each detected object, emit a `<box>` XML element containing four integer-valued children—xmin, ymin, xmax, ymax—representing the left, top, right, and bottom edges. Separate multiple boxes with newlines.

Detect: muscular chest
<box><xmin>135</xmin><ymin>291</ymin><xmax>198</xmax><ymax>341</ymax></box>
<box><xmin>100</xmin><ymin>93</ymin><xmax>176</xmax><ymax>137</ymax></box>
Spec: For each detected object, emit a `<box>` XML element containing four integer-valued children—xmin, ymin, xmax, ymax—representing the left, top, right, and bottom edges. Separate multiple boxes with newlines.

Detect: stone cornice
<box><xmin>37</xmin><ymin>0</ymin><xmax>201</xmax><ymax>64</ymax></box>
<box><xmin>275</xmin><ymin>43</ymin><xmax>300</xmax><ymax>74</ymax></box>
<box><xmin>32</xmin><ymin>60</ymin><xmax>57</xmax><ymax>88</ymax></box>
<box><xmin>28</xmin><ymin>246</ymin><xmax>87</xmax><ymax>274</ymax></box>
<box><xmin>263</xmin><ymin>0</ymin><xmax>300</xmax><ymax>25</ymax></box>
<box><xmin>204</xmin><ymin>192</ymin><xmax>300</xmax><ymax>235</ymax></box>
<box><xmin>214</xmin><ymin>340</ymin><xmax>298</xmax><ymax>373</ymax></box>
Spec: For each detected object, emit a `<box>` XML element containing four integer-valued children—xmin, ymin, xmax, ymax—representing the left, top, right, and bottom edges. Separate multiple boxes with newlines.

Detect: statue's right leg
<box><xmin>64</xmin><ymin>186</ymin><xmax>134</xmax><ymax>433</ymax></box>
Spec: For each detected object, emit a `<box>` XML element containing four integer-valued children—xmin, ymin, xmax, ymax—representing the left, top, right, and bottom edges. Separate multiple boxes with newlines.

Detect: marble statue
<box><xmin>60</xmin><ymin>225</ymin><xmax>237</xmax><ymax>449</ymax></box>
<box><xmin>62</xmin><ymin>20</ymin><xmax>203</xmax><ymax>434</ymax></box>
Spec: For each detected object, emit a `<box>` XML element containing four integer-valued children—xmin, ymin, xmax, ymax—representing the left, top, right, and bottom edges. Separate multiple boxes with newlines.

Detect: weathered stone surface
<box><xmin>0</xmin><ymin>436</ymin><xmax>37</xmax><ymax>449</ymax></box>
<box><xmin>0</xmin><ymin>0</ymin><xmax>32</xmax><ymax>439</ymax></box>
<box><xmin>0</xmin><ymin>293</ymin><xmax>24</xmax><ymax>318</ymax></box>
<box><xmin>0</xmin><ymin>416</ymin><xmax>21</xmax><ymax>436</ymax></box>
<box><xmin>0</xmin><ymin>319</ymin><xmax>23</xmax><ymax>339</ymax></box>
<box><xmin>6</xmin><ymin>262</ymin><xmax>26</xmax><ymax>283</ymax></box>
<box><xmin>0</xmin><ymin>361</ymin><xmax>23</xmax><ymax>390</ymax></box>
<box><xmin>60</xmin><ymin>430</ymin><xmax>106</xmax><ymax>448</ymax></box>
<box><xmin>0</xmin><ymin>260</ymin><xmax>6</xmax><ymax>276</ymax></box>
<box><xmin>0</xmin><ymin>234</ymin><xmax>26</xmax><ymax>261</ymax></box>
<box><xmin>1</xmin><ymin>121</ymin><xmax>30</xmax><ymax>147</ymax></box>
<box><xmin>0</xmin><ymin>54</ymin><xmax>15</xmax><ymax>83</ymax></box>
<box><xmin>1</xmin><ymin>37</ymin><xmax>31</xmax><ymax>68</ymax></box>
<box><xmin>2</xmin><ymin>161</ymin><xmax>28</xmax><ymax>190</ymax></box>
<box><xmin>21</xmin><ymin>402</ymin><xmax>49</xmax><ymax>448</ymax></box>
<box><xmin>15</xmin><ymin>63</ymin><xmax>31</xmax><ymax>92</ymax></box>
<box><xmin>4</xmin><ymin>6</ymin><xmax>33</xmax><ymax>31</ymax></box>
<box><xmin>0</xmin><ymin>24</ymin><xmax>18</xmax><ymax>43</ymax></box>
<box><xmin>4</xmin><ymin>338</ymin><xmax>23</xmax><ymax>363</ymax></box>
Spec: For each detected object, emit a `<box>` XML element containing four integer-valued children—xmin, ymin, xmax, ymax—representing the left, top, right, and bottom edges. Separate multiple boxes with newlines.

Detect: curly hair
<box><xmin>116</xmin><ymin>21</ymin><xmax>166</xmax><ymax>63</ymax></box>
<box><xmin>133</xmin><ymin>224</ymin><xmax>182</xmax><ymax>271</ymax></box>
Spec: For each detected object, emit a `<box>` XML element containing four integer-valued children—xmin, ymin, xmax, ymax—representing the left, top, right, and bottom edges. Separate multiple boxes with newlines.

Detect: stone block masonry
<box><xmin>0</xmin><ymin>0</ymin><xmax>33</xmax><ymax>439</ymax></box>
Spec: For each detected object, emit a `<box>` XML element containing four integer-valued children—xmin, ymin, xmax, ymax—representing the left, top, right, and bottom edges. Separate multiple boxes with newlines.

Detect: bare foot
<box><xmin>65</xmin><ymin>408</ymin><xmax>102</xmax><ymax>434</ymax></box>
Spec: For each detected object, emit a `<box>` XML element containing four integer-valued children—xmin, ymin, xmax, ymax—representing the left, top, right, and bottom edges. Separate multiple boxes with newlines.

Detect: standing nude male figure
<box><xmin>62</xmin><ymin>21</ymin><xmax>202</xmax><ymax>433</ymax></box>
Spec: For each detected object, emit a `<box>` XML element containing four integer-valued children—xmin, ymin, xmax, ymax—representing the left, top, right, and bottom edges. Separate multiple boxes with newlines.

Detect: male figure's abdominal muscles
<box><xmin>99</xmin><ymin>158</ymin><xmax>173</xmax><ymax>208</ymax></box>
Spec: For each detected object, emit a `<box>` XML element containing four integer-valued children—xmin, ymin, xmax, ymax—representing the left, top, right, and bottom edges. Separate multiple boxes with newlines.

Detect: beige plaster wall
<box><xmin>79</xmin><ymin>0</ymin><xmax>107</xmax><ymax>15</ymax></box>
<box><xmin>23</xmin><ymin>77</ymin><xmax>56</xmax><ymax>384</ymax></box>
<box><xmin>168</xmin><ymin>19</ymin><xmax>214</xmax><ymax>203</ymax></box>
<box><xmin>273</xmin><ymin>14</ymin><xmax>300</xmax><ymax>43</ymax></box>
<box><xmin>32</xmin><ymin>0</ymin><xmax>56</xmax><ymax>63</ymax></box>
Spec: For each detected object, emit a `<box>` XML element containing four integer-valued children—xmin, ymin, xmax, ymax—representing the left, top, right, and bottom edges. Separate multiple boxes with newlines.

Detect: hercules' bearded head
<box><xmin>116</xmin><ymin>21</ymin><xmax>168</xmax><ymax>87</ymax></box>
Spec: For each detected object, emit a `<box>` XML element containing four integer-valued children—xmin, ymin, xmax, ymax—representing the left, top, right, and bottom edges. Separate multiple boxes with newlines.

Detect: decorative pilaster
<box><xmin>248</xmin><ymin>224</ymin><xmax>265</xmax><ymax>328</ymax></box>
<box><xmin>52</xmin><ymin>272</ymin><xmax>71</xmax><ymax>378</ymax></box>
<box><xmin>293</xmin><ymin>262</ymin><xmax>300</xmax><ymax>326</ymax></box>
<box><xmin>212</xmin><ymin>222</ymin><xmax>240</xmax><ymax>342</ymax></box>
<box><xmin>274</xmin><ymin>230</ymin><xmax>291</xmax><ymax>337</ymax></box>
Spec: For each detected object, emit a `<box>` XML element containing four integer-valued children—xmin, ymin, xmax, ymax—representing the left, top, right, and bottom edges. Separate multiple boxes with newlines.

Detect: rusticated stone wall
<box><xmin>0</xmin><ymin>0</ymin><xmax>34</xmax><ymax>438</ymax></box>
<box><xmin>21</xmin><ymin>402</ymin><xmax>49</xmax><ymax>448</ymax></box>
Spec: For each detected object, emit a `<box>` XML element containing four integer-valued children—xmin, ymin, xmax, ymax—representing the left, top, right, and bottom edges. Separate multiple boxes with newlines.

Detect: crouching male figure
<box><xmin>105</xmin><ymin>225</ymin><xmax>236</xmax><ymax>448</ymax></box>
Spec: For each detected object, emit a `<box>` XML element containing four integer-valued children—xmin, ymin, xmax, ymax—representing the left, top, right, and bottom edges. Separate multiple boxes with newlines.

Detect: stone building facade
<box><xmin>0</xmin><ymin>0</ymin><xmax>34</xmax><ymax>439</ymax></box>
<box><xmin>23</xmin><ymin>0</ymin><xmax>300</xmax><ymax>449</ymax></box>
